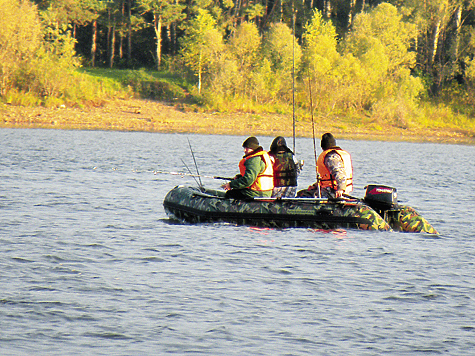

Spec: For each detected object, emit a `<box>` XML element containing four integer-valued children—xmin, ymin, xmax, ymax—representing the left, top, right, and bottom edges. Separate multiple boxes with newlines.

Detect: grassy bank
<box><xmin>2</xmin><ymin>97</ymin><xmax>474</xmax><ymax>145</ymax></box>
<box><xmin>1</xmin><ymin>68</ymin><xmax>475</xmax><ymax>145</ymax></box>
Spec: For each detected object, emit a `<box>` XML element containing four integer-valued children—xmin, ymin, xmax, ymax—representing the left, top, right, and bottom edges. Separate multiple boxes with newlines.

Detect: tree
<box><xmin>342</xmin><ymin>3</ymin><xmax>423</xmax><ymax>118</ymax></box>
<box><xmin>399</xmin><ymin>0</ymin><xmax>471</xmax><ymax>93</ymax></box>
<box><xmin>180</xmin><ymin>9</ymin><xmax>224</xmax><ymax>93</ymax></box>
<box><xmin>301</xmin><ymin>9</ymin><xmax>341</xmax><ymax>113</ymax></box>
<box><xmin>346</xmin><ymin>3</ymin><xmax>417</xmax><ymax>75</ymax></box>
<box><xmin>228</xmin><ymin>21</ymin><xmax>261</xmax><ymax>96</ymax></box>
<box><xmin>138</xmin><ymin>0</ymin><xmax>185</xmax><ymax>68</ymax></box>
<box><xmin>261</xmin><ymin>22</ymin><xmax>302</xmax><ymax>100</ymax></box>
<box><xmin>38</xmin><ymin>0</ymin><xmax>107</xmax><ymax>67</ymax></box>
<box><xmin>302</xmin><ymin>9</ymin><xmax>339</xmax><ymax>77</ymax></box>
<box><xmin>0</xmin><ymin>0</ymin><xmax>42</xmax><ymax>95</ymax></box>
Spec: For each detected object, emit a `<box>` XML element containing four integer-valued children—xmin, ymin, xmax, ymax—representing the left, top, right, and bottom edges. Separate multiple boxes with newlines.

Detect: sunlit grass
<box><xmin>80</xmin><ymin>67</ymin><xmax>193</xmax><ymax>103</ymax></box>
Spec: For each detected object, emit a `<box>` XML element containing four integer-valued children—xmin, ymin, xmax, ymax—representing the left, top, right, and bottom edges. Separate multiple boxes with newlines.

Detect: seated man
<box><xmin>268</xmin><ymin>136</ymin><xmax>301</xmax><ymax>198</ymax></box>
<box><xmin>299</xmin><ymin>133</ymin><xmax>353</xmax><ymax>199</ymax></box>
<box><xmin>221</xmin><ymin>137</ymin><xmax>274</xmax><ymax>200</ymax></box>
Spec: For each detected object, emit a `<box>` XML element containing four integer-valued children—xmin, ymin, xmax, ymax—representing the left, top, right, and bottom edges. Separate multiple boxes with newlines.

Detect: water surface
<box><xmin>1</xmin><ymin>129</ymin><xmax>475</xmax><ymax>355</ymax></box>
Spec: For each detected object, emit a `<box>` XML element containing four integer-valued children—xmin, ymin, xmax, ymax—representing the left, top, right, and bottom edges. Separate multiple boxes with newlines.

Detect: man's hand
<box><xmin>307</xmin><ymin>183</ymin><xmax>318</xmax><ymax>191</ymax></box>
<box><xmin>221</xmin><ymin>182</ymin><xmax>231</xmax><ymax>191</ymax></box>
<box><xmin>334</xmin><ymin>189</ymin><xmax>344</xmax><ymax>198</ymax></box>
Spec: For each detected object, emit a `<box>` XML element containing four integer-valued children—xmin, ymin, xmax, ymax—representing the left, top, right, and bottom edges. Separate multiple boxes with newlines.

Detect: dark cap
<box><xmin>270</xmin><ymin>136</ymin><xmax>286</xmax><ymax>151</ymax></box>
<box><xmin>242</xmin><ymin>136</ymin><xmax>259</xmax><ymax>150</ymax></box>
<box><xmin>270</xmin><ymin>136</ymin><xmax>293</xmax><ymax>154</ymax></box>
<box><xmin>321</xmin><ymin>133</ymin><xmax>336</xmax><ymax>150</ymax></box>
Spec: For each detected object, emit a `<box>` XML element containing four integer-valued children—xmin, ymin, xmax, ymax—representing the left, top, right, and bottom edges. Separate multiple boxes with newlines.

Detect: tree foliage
<box><xmin>0</xmin><ymin>0</ymin><xmax>117</xmax><ymax>105</ymax></box>
<box><xmin>180</xmin><ymin>8</ymin><xmax>223</xmax><ymax>93</ymax></box>
<box><xmin>2</xmin><ymin>0</ymin><xmax>475</xmax><ymax>121</ymax></box>
<box><xmin>0</xmin><ymin>0</ymin><xmax>42</xmax><ymax>95</ymax></box>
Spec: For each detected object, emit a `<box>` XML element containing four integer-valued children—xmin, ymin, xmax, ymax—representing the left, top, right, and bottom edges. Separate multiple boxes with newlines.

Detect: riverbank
<box><xmin>2</xmin><ymin>98</ymin><xmax>474</xmax><ymax>144</ymax></box>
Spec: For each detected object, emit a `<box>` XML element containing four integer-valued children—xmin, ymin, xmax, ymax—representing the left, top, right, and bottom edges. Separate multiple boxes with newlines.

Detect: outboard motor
<box><xmin>364</xmin><ymin>185</ymin><xmax>398</xmax><ymax>216</ymax></box>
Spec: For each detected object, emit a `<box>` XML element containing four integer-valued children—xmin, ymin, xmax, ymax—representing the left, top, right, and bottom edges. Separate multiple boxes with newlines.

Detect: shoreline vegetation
<box><xmin>2</xmin><ymin>97</ymin><xmax>474</xmax><ymax>145</ymax></box>
<box><xmin>2</xmin><ymin>1</ymin><xmax>475</xmax><ymax>145</ymax></box>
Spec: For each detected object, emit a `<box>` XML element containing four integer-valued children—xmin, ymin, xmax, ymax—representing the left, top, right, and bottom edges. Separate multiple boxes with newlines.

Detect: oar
<box><xmin>154</xmin><ymin>170</ymin><xmax>233</xmax><ymax>181</ymax></box>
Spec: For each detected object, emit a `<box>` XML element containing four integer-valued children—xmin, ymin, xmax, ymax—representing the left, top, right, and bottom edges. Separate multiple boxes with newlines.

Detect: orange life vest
<box><xmin>316</xmin><ymin>147</ymin><xmax>353</xmax><ymax>193</ymax></box>
<box><xmin>239</xmin><ymin>150</ymin><xmax>274</xmax><ymax>191</ymax></box>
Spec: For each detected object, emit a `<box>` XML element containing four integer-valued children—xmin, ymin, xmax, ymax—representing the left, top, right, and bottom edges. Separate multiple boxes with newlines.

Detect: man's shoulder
<box><xmin>245</xmin><ymin>154</ymin><xmax>264</xmax><ymax>166</ymax></box>
<box><xmin>325</xmin><ymin>150</ymin><xmax>343</xmax><ymax>159</ymax></box>
<box><xmin>324</xmin><ymin>150</ymin><xmax>344</xmax><ymax>168</ymax></box>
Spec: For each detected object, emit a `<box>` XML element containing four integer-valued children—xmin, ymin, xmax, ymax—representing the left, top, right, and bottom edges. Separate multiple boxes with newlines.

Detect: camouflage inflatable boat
<box><xmin>163</xmin><ymin>185</ymin><xmax>438</xmax><ymax>234</ymax></box>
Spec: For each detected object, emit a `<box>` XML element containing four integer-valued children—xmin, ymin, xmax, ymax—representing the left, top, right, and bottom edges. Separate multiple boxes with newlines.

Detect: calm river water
<box><xmin>1</xmin><ymin>128</ymin><xmax>475</xmax><ymax>355</ymax></box>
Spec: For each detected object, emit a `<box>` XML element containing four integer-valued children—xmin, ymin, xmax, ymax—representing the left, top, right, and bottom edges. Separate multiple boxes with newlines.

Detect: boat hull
<box><xmin>163</xmin><ymin>186</ymin><xmax>393</xmax><ymax>231</ymax></box>
<box><xmin>384</xmin><ymin>206</ymin><xmax>438</xmax><ymax>234</ymax></box>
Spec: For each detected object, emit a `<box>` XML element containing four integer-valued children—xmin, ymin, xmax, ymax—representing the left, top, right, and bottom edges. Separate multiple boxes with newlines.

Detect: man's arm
<box><xmin>229</xmin><ymin>156</ymin><xmax>263</xmax><ymax>189</ymax></box>
<box><xmin>324</xmin><ymin>151</ymin><xmax>347</xmax><ymax>197</ymax></box>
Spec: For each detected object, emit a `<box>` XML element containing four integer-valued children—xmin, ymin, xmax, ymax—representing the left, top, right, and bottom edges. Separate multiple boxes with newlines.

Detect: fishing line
<box><xmin>154</xmin><ymin>170</ymin><xmax>232</xmax><ymax>180</ymax></box>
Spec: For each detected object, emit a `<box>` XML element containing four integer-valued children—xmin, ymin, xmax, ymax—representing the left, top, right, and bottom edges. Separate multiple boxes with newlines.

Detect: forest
<box><xmin>1</xmin><ymin>0</ymin><xmax>475</xmax><ymax>136</ymax></box>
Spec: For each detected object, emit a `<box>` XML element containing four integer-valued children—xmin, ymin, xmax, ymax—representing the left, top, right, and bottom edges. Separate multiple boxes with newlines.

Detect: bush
<box><xmin>0</xmin><ymin>0</ymin><xmax>42</xmax><ymax>96</ymax></box>
<box><xmin>0</xmin><ymin>0</ymin><xmax>125</xmax><ymax>106</ymax></box>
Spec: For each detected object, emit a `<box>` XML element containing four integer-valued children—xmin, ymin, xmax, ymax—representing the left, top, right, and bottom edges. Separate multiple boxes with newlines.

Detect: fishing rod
<box><xmin>154</xmin><ymin>170</ymin><xmax>233</xmax><ymax>181</ymax></box>
<box><xmin>180</xmin><ymin>158</ymin><xmax>202</xmax><ymax>188</ymax></box>
<box><xmin>187</xmin><ymin>138</ymin><xmax>203</xmax><ymax>188</ymax></box>
<box><xmin>307</xmin><ymin>72</ymin><xmax>321</xmax><ymax>198</ymax></box>
<box><xmin>292</xmin><ymin>0</ymin><xmax>296</xmax><ymax>154</ymax></box>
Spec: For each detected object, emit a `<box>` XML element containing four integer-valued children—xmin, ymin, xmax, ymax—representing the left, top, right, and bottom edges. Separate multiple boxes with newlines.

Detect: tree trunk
<box><xmin>110</xmin><ymin>25</ymin><xmax>116</xmax><ymax>68</ymax></box>
<box><xmin>171</xmin><ymin>23</ymin><xmax>178</xmax><ymax>55</ymax></box>
<box><xmin>429</xmin><ymin>17</ymin><xmax>442</xmax><ymax>67</ymax></box>
<box><xmin>91</xmin><ymin>19</ymin><xmax>97</xmax><ymax>67</ymax></box>
<box><xmin>119</xmin><ymin>0</ymin><xmax>124</xmax><ymax>59</ymax></box>
<box><xmin>154</xmin><ymin>13</ymin><xmax>162</xmax><ymax>69</ymax></box>
<box><xmin>453</xmin><ymin>4</ymin><xmax>462</xmax><ymax>64</ymax></box>
<box><xmin>119</xmin><ymin>34</ymin><xmax>124</xmax><ymax>59</ymax></box>
<box><xmin>280</xmin><ymin>0</ymin><xmax>283</xmax><ymax>22</ymax></box>
<box><xmin>127</xmin><ymin>0</ymin><xmax>132</xmax><ymax>66</ymax></box>
<box><xmin>429</xmin><ymin>1</ymin><xmax>448</xmax><ymax>68</ymax></box>
<box><xmin>348</xmin><ymin>0</ymin><xmax>356</xmax><ymax>29</ymax></box>
<box><xmin>107</xmin><ymin>12</ymin><xmax>111</xmax><ymax>63</ymax></box>
<box><xmin>234</xmin><ymin>0</ymin><xmax>242</xmax><ymax>27</ymax></box>
<box><xmin>324</xmin><ymin>0</ymin><xmax>332</xmax><ymax>18</ymax></box>
<box><xmin>198</xmin><ymin>50</ymin><xmax>202</xmax><ymax>94</ymax></box>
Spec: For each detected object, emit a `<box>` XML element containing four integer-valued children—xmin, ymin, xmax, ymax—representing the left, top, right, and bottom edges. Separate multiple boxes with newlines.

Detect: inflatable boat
<box><xmin>163</xmin><ymin>184</ymin><xmax>438</xmax><ymax>234</ymax></box>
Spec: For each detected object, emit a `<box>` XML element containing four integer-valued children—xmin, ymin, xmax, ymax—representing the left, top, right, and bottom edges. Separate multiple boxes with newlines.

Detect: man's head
<box><xmin>242</xmin><ymin>136</ymin><xmax>260</xmax><ymax>150</ymax></box>
<box><xmin>321</xmin><ymin>133</ymin><xmax>336</xmax><ymax>150</ymax></box>
<box><xmin>270</xmin><ymin>136</ymin><xmax>287</xmax><ymax>153</ymax></box>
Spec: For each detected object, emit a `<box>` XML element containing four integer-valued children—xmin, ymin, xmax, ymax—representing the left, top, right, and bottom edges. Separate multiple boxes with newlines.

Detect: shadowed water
<box><xmin>1</xmin><ymin>128</ymin><xmax>474</xmax><ymax>355</ymax></box>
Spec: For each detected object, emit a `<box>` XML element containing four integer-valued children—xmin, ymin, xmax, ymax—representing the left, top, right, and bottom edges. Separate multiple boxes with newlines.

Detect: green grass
<box><xmin>80</xmin><ymin>68</ymin><xmax>194</xmax><ymax>103</ymax></box>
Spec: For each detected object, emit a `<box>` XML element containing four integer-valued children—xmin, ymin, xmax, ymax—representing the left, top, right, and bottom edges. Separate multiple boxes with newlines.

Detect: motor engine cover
<box><xmin>364</xmin><ymin>185</ymin><xmax>398</xmax><ymax>211</ymax></box>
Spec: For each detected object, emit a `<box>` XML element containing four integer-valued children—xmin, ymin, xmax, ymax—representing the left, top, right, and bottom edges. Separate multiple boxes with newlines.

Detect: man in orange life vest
<box><xmin>221</xmin><ymin>137</ymin><xmax>274</xmax><ymax>200</ymax></box>
<box><xmin>305</xmin><ymin>133</ymin><xmax>353</xmax><ymax>199</ymax></box>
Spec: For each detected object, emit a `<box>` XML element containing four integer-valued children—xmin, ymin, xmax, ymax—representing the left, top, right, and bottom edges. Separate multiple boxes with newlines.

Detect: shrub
<box><xmin>0</xmin><ymin>0</ymin><xmax>42</xmax><ymax>96</ymax></box>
